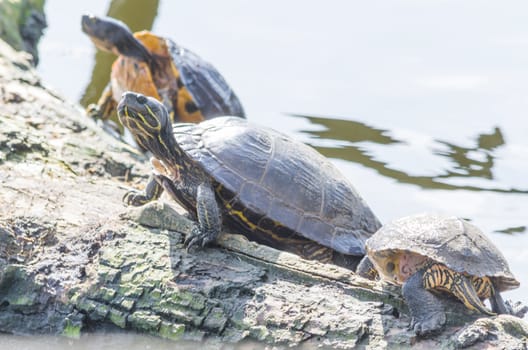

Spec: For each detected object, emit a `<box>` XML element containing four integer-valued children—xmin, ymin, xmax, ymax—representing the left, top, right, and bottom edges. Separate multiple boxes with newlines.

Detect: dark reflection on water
<box><xmin>79</xmin><ymin>0</ymin><xmax>160</xmax><ymax>108</ymax></box>
<box><xmin>496</xmin><ymin>226</ymin><xmax>527</xmax><ymax>235</ymax></box>
<box><xmin>434</xmin><ymin>127</ymin><xmax>503</xmax><ymax>181</ymax></box>
<box><xmin>296</xmin><ymin>114</ymin><xmax>528</xmax><ymax>194</ymax></box>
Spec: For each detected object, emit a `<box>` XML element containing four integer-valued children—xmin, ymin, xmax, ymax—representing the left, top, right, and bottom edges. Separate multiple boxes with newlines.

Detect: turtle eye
<box><xmin>386</xmin><ymin>262</ymin><xmax>395</xmax><ymax>273</ymax></box>
<box><xmin>136</xmin><ymin>94</ymin><xmax>147</xmax><ymax>104</ymax></box>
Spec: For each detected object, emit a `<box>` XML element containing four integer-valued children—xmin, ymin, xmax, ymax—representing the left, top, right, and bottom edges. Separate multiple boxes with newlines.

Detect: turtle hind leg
<box><xmin>424</xmin><ymin>263</ymin><xmax>495</xmax><ymax>316</ymax></box>
<box><xmin>402</xmin><ymin>268</ymin><xmax>446</xmax><ymax>336</ymax></box>
<box><xmin>184</xmin><ymin>182</ymin><xmax>222</xmax><ymax>250</ymax></box>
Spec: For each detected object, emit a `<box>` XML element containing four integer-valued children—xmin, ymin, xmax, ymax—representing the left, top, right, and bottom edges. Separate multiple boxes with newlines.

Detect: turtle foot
<box><xmin>184</xmin><ymin>225</ymin><xmax>216</xmax><ymax>251</ymax></box>
<box><xmin>123</xmin><ymin>190</ymin><xmax>151</xmax><ymax>206</ymax></box>
<box><xmin>410</xmin><ymin>311</ymin><xmax>446</xmax><ymax>337</ymax></box>
<box><xmin>86</xmin><ymin>103</ymin><xmax>102</xmax><ymax>119</ymax></box>
<box><xmin>505</xmin><ymin>300</ymin><xmax>528</xmax><ymax>318</ymax></box>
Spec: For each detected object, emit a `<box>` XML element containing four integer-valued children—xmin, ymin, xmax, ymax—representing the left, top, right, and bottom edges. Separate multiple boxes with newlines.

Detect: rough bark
<box><xmin>0</xmin><ymin>32</ymin><xmax>526</xmax><ymax>349</ymax></box>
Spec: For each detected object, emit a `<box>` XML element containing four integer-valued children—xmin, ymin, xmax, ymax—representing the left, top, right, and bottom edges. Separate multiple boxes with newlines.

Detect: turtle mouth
<box><xmin>87</xmin><ymin>36</ymin><xmax>119</xmax><ymax>55</ymax></box>
<box><xmin>117</xmin><ymin>92</ymin><xmax>179</xmax><ymax>163</ymax></box>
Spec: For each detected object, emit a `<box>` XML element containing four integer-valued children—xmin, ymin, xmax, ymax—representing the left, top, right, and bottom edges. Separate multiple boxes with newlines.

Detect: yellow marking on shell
<box><xmin>170</xmin><ymin>61</ymin><xmax>205</xmax><ymax>123</ymax></box>
<box><xmin>134</xmin><ymin>31</ymin><xmax>167</xmax><ymax>55</ymax></box>
<box><xmin>223</xmin><ymin>201</ymin><xmax>312</xmax><ymax>247</ymax></box>
<box><xmin>302</xmin><ymin>244</ymin><xmax>333</xmax><ymax>263</ymax></box>
<box><xmin>111</xmin><ymin>57</ymin><xmax>160</xmax><ymax>101</ymax></box>
<box><xmin>119</xmin><ymin>30</ymin><xmax>206</xmax><ymax>124</ymax></box>
<box><xmin>224</xmin><ymin>201</ymin><xmax>258</xmax><ymax>231</ymax></box>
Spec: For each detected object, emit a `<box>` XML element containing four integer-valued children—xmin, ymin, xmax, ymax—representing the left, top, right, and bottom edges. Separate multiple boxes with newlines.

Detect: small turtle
<box><xmin>81</xmin><ymin>15</ymin><xmax>245</xmax><ymax>125</ymax></box>
<box><xmin>117</xmin><ymin>92</ymin><xmax>381</xmax><ymax>268</ymax></box>
<box><xmin>357</xmin><ymin>213</ymin><xmax>521</xmax><ymax>336</ymax></box>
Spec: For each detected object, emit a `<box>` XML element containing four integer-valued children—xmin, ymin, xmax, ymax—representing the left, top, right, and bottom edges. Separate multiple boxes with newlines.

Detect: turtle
<box><xmin>356</xmin><ymin>213</ymin><xmax>521</xmax><ymax>336</ymax></box>
<box><xmin>117</xmin><ymin>91</ymin><xmax>381</xmax><ymax>268</ymax></box>
<box><xmin>81</xmin><ymin>15</ymin><xmax>245</xmax><ymax>125</ymax></box>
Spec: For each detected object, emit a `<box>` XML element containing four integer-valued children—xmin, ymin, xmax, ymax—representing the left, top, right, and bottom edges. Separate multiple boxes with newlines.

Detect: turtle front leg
<box><xmin>184</xmin><ymin>182</ymin><xmax>222</xmax><ymax>250</ymax></box>
<box><xmin>490</xmin><ymin>290</ymin><xmax>528</xmax><ymax>318</ymax></box>
<box><xmin>123</xmin><ymin>174</ymin><xmax>164</xmax><ymax>206</ymax></box>
<box><xmin>402</xmin><ymin>269</ymin><xmax>446</xmax><ymax>337</ymax></box>
<box><xmin>356</xmin><ymin>256</ymin><xmax>380</xmax><ymax>280</ymax></box>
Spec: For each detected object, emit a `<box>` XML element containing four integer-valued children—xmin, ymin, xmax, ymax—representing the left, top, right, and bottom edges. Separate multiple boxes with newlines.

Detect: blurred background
<box><xmin>36</xmin><ymin>0</ymin><xmax>528</xmax><ymax>306</ymax></box>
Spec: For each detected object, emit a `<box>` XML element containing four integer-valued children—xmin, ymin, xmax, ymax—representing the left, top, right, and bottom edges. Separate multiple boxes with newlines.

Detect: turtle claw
<box><xmin>410</xmin><ymin>311</ymin><xmax>446</xmax><ymax>337</ymax></box>
<box><xmin>505</xmin><ymin>300</ymin><xmax>528</xmax><ymax>318</ymax></box>
<box><xmin>184</xmin><ymin>226</ymin><xmax>215</xmax><ymax>251</ymax></box>
<box><xmin>86</xmin><ymin>103</ymin><xmax>102</xmax><ymax>119</ymax></box>
<box><xmin>123</xmin><ymin>190</ymin><xmax>150</xmax><ymax>206</ymax></box>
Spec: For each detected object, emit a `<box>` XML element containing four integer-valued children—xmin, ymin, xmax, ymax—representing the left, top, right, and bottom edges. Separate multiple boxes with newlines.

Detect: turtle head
<box><xmin>370</xmin><ymin>250</ymin><xmax>428</xmax><ymax>284</ymax></box>
<box><xmin>81</xmin><ymin>15</ymin><xmax>153</xmax><ymax>64</ymax></box>
<box><xmin>117</xmin><ymin>92</ymin><xmax>176</xmax><ymax>159</ymax></box>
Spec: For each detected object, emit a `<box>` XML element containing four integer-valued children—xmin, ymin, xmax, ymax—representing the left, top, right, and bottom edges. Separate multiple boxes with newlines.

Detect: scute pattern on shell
<box><xmin>168</xmin><ymin>41</ymin><xmax>245</xmax><ymax>118</ymax></box>
<box><xmin>366</xmin><ymin>213</ymin><xmax>518</xmax><ymax>291</ymax></box>
<box><xmin>172</xmin><ymin>117</ymin><xmax>382</xmax><ymax>256</ymax></box>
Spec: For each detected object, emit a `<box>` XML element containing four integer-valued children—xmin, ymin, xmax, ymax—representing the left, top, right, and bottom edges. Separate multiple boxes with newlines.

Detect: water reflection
<box><xmin>79</xmin><ymin>0</ymin><xmax>160</xmax><ymax>108</ymax></box>
<box><xmin>435</xmin><ymin>127</ymin><xmax>503</xmax><ymax>181</ymax></box>
<box><xmin>296</xmin><ymin>114</ymin><xmax>528</xmax><ymax>194</ymax></box>
<box><xmin>496</xmin><ymin>226</ymin><xmax>527</xmax><ymax>235</ymax></box>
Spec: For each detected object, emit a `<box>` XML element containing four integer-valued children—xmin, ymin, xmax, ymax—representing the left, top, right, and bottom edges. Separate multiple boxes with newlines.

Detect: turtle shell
<box><xmin>111</xmin><ymin>31</ymin><xmax>244</xmax><ymax>123</ymax></box>
<box><xmin>173</xmin><ymin>116</ymin><xmax>381</xmax><ymax>256</ymax></box>
<box><xmin>365</xmin><ymin>213</ymin><xmax>519</xmax><ymax>291</ymax></box>
<box><xmin>167</xmin><ymin>40</ymin><xmax>245</xmax><ymax>118</ymax></box>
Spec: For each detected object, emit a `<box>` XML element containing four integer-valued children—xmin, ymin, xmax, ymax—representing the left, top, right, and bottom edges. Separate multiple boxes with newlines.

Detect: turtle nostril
<box><xmin>136</xmin><ymin>94</ymin><xmax>147</xmax><ymax>104</ymax></box>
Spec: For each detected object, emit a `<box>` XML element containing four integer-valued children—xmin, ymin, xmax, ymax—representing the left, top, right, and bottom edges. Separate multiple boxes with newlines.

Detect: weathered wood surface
<box><xmin>0</xmin><ymin>26</ymin><xmax>527</xmax><ymax>350</ymax></box>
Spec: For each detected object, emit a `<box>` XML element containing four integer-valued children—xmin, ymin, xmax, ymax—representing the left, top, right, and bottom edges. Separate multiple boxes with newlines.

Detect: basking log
<box><xmin>0</xmin><ymin>34</ymin><xmax>526</xmax><ymax>349</ymax></box>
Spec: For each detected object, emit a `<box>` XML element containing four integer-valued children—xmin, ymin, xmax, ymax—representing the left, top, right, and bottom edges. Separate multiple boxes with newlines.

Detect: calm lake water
<box><xmin>10</xmin><ymin>0</ymin><xmax>528</xmax><ymax>346</ymax></box>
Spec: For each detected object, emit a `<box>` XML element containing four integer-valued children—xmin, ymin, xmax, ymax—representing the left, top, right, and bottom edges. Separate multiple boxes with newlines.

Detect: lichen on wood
<box><xmin>0</xmin><ymin>28</ymin><xmax>527</xmax><ymax>349</ymax></box>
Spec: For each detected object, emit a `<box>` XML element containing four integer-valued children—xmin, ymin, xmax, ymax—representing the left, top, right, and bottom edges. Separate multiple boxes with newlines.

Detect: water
<box><xmin>14</xmin><ymin>0</ymin><xmax>528</xmax><ymax>345</ymax></box>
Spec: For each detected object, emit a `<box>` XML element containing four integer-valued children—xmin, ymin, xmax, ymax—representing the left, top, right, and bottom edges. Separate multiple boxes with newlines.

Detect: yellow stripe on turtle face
<box><xmin>423</xmin><ymin>263</ymin><xmax>495</xmax><ymax>315</ymax></box>
<box><xmin>144</xmin><ymin>104</ymin><xmax>162</xmax><ymax>129</ymax></box>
